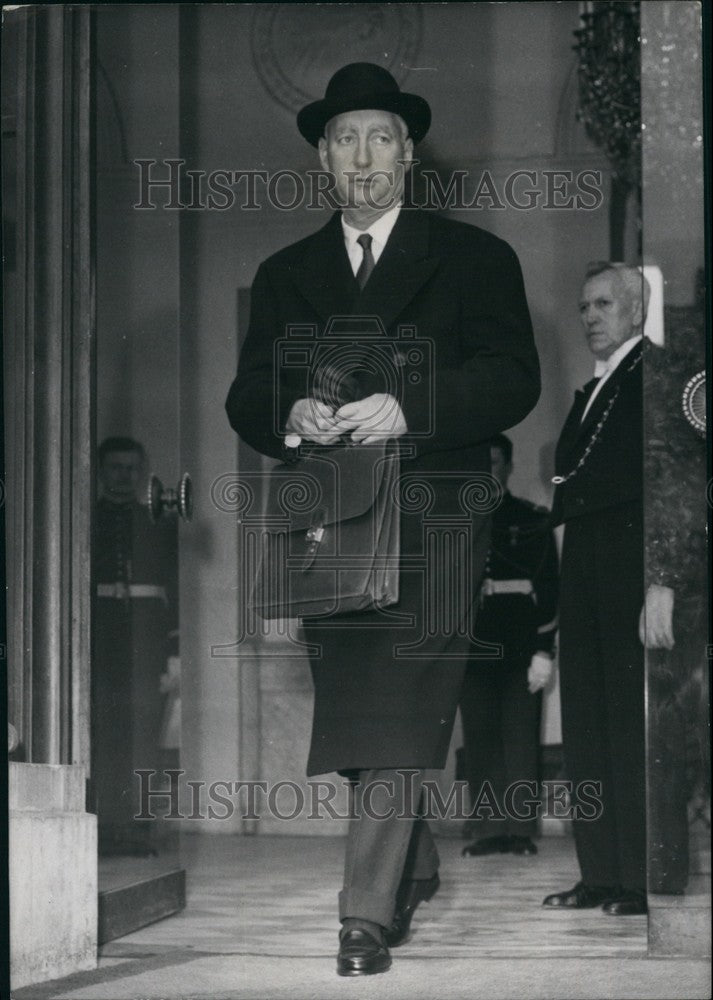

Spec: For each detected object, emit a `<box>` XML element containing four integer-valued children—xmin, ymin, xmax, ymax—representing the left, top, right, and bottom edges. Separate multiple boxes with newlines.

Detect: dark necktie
<box><xmin>356</xmin><ymin>233</ymin><xmax>375</xmax><ymax>290</ymax></box>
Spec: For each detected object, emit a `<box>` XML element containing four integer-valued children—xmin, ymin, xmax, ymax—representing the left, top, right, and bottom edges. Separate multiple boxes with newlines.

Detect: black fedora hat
<box><xmin>297</xmin><ymin>62</ymin><xmax>431</xmax><ymax>147</ymax></box>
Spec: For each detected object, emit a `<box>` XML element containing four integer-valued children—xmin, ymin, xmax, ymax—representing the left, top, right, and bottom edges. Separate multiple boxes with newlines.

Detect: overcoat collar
<box><xmin>291</xmin><ymin>209</ymin><xmax>440</xmax><ymax>331</ymax></box>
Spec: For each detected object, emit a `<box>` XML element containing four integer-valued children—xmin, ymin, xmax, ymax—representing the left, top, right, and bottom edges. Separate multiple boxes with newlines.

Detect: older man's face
<box><xmin>578</xmin><ymin>271</ymin><xmax>640</xmax><ymax>361</ymax></box>
<box><xmin>318</xmin><ymin>109</ymin><xmax>413</xmax><ymax>226</ymax></box>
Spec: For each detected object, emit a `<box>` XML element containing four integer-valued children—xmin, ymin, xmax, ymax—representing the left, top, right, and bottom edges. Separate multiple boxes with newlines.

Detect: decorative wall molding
<box><xmin>5</xmin><ymin>5</ymin><xmax>94</xmax><ymax>767</ymax></box>
<box><xmin>250</xmin><ymin>4</ymin><xmax>422</xmax><ymax>113</ymax></box>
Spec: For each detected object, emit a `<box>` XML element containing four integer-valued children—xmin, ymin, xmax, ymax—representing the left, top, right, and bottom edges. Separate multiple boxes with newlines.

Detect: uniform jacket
<box><xmin>475</xmin><ymin>491</ymin><xmax>559</xmax><ymax>661</ymax></box>
<box><xmin>95</xmin><ymin>497</ymin><xmax>179</xmax><ymax>637</ymax></box>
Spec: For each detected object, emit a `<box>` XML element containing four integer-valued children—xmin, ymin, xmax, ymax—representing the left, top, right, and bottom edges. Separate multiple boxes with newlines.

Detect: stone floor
<box><xmin>14</xmin><ymin>833</ymin><xmax>711</xmax><ymax>1000</ymax></box>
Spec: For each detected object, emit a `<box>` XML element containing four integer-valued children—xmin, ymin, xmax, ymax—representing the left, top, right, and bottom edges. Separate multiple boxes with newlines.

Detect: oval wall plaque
<box><xmin>251</xmin><ymin>4</ymin><xmax>423</xmax><ymax>113</ymax></box>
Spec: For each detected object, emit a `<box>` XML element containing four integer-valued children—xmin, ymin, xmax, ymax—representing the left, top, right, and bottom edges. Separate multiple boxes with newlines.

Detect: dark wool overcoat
<box><xmin>226</xmin><ymin>209</ymin><xmax>539</xmax><ymax>776</ymax></box>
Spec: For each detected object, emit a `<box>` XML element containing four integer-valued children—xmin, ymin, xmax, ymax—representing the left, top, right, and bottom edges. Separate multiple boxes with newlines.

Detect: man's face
<box><xmin>578</xmin><ymin>272</ymin><xmax>641</xmax><ymax>361</ymax></box>
<box><xmin>490</xmin><ymin>446</ymin><xmax>512</xmax><ymax>490</ymax></box>
<box><xmin>318</xmin><ymin>109</ymin><xmax>413</xmax><ymax>226</ymax></box>
<box><xmin>99</xmin><ymin>450</ymin><xmax>143</xmax><ymax>503</ymax></box>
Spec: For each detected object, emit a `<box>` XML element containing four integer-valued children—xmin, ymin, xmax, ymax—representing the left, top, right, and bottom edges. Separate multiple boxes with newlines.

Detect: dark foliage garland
<box><xmin>573</xmin><ymin>2</ymin><xmax>641</xmax><ymax>187</ymax></box>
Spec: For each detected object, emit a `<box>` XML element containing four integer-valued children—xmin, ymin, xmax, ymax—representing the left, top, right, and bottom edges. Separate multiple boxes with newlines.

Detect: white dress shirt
<box><xmin>342</xmin><ymin>204</ymin><xmax>402</xmax><ymax>276</ymax></box>
<box><xmin>581</xmin><ymin>334</ymin><xmax>642</xmax><ymax>422</ymax></box>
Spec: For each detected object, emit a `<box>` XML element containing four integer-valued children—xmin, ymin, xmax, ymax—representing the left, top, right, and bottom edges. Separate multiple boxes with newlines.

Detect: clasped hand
<box><xmin>286</xmin><ymin>394</ymin><xmax>407</xmax><ymax>445</ymax></box>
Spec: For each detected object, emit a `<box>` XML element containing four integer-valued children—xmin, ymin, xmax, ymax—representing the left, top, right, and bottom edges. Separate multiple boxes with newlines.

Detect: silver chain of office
<box><xmin>551</xmin><ymin>348</ymin><xmax>643</xmax><ymax>486</ymax></box>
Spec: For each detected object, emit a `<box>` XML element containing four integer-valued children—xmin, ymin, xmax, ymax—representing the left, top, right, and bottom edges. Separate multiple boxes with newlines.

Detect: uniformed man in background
<box><xmin>92</xmin><ymin>436</ymin><xmax>179</xmax><ymax>855</ymax></box>
<box><xmin>460</xmin><ymin>433</ymin><xmax>559</xmax><ymax>857</ymax></box>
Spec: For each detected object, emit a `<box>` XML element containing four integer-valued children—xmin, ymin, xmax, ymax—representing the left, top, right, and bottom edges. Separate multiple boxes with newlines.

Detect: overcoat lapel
<box><xmin>290</xmin><ymin>213</ymin><xmax>358</xmax><ymax>323</ymax></box>
<box><xmin>291</xmin><ymin>210</ymin><xmax>440</xmax><ymax>330</ymax></box>
<box><xmin>354</xmin><ymin>209</ymin><xmax>440</xmax><ymax>330</ymax></box>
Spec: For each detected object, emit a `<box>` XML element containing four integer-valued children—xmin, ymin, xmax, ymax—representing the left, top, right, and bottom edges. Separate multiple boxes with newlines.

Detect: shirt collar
<box><xmin>593</xmin><ymin>334</ymin><xmax>642</xmax><ymax>378</ymax></box>
<box><xmin>341</xmin><ymin>203</ymin><xmax>402</xmax><ymax>251</ymax></box>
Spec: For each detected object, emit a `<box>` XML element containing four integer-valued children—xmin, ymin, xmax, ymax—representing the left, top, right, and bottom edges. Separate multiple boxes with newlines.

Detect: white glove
<box><xmin>159</xmin><ymin>655</ymin><xmax>181</xmax><ymax>694</ymax></box>
<box><xmin>527</xmin><ymin>652</ymin><xmax>554</xmax><ymax>693</ymax></box>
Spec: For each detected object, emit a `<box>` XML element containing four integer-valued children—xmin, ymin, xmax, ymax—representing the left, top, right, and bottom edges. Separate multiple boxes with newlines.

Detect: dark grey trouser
<box><xmin>339</xmin><ymin>768</ymin><xmax>440</xmax><ymax>927</ymax></box>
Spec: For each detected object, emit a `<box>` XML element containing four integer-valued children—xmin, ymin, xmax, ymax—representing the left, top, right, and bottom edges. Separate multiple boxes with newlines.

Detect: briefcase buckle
<box><xmin>303</xmin><ymin>518</ymin><xmax>326</xmax><ymax>570</ymax></box>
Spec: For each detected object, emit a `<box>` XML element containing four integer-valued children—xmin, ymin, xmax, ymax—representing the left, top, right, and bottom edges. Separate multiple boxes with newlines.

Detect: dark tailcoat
<box><xmin>227</xmin><ymin>209</ymin><xmax>540</xmax><ymax>776</ymax></box>
<box><xmin>553</xmin><ymin>338</ymin><xmax>646</xmax><ymax>891</ymax></box>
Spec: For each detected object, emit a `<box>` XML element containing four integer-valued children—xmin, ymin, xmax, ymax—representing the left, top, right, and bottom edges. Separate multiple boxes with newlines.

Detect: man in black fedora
<box><xmin>226</xmin><ymin>62</ymin><xmax>540</xmax><ymax>975</ymax></box>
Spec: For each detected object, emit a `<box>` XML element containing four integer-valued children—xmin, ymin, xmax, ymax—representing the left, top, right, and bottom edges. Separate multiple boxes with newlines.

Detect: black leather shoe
<box><xmin>462</xmin><ymin>835</ymin><xmax>512</xmax><ymax>857</ymax></box>
<box><xmin>384</xmin><ymin>872</ymin><xmax>440</xmax><ymax>947</ymax></box>
<box><xmin>509</xmin><ymin>836</ymin><xmax>537</xmax><ymax>855</ymax></box>
<box><xmin>336</xmin><ymin>928</ymin><xmax>391</xmax><ymax>977</ymax></box>
<box><xmin>602</xmin><ymin>891</ymin><xmax>647</xmax><ymax>915</ymax></box>
<box><xmin>542</xmin><ymin>881</ymin><xmax>619</xmax><ymax>908</ymax></box>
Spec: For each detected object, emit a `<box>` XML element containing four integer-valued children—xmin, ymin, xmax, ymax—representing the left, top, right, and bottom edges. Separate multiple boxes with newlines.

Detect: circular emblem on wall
<box><xmin>251</xmin><ymin>4</ymin><xmax>423</xmax><ymax>113</ymax></box>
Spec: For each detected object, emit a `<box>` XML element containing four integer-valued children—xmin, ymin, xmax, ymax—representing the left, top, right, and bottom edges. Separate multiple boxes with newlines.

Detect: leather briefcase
<box><xmin>249</xmin><ymin>441</ymin><xmax>400</xmax><ymax>620</ymax></box>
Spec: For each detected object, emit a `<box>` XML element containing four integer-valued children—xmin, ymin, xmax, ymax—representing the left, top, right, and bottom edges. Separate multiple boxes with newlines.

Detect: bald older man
<box><xmin>544</xmin><ymin>262</ymin><xmax>651</xmax><ymax>916</ymax></box>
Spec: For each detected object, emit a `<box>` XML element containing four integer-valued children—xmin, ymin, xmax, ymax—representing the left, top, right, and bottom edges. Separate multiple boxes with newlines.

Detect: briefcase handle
<box><xmin>282</xmin><ymin>433</ymin><xmax>364</xmax><ymax>464</ymax></box>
